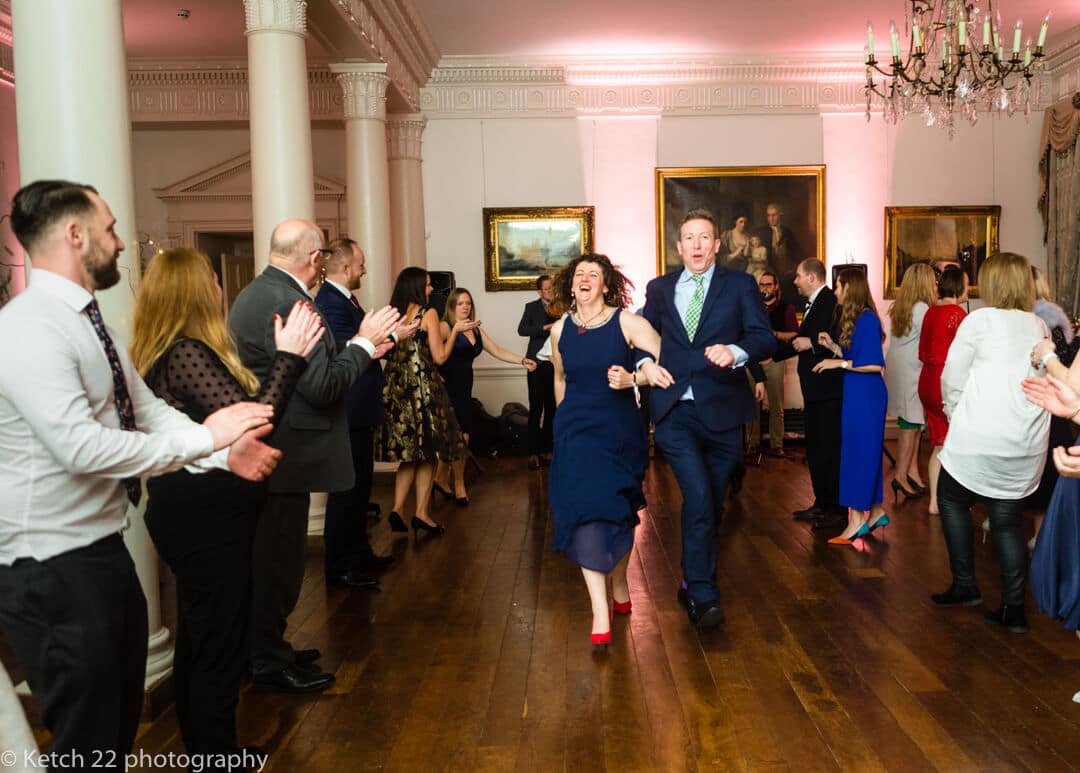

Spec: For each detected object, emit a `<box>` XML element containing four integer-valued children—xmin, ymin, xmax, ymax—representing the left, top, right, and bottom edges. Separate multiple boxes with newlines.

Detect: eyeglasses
<box><xmin>311</xmin><ymin>247</ymin><xmax>333</xmax><ymax>260</ymax></box>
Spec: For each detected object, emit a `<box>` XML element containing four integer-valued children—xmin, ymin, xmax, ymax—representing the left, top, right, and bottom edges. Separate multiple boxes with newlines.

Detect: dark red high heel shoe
<box><xmin>612</xmin><ymin>599</ymin><xmax>632</xmax><ymax>615</ymax></box>
<box><xmin>591</xmin><ymin>630</ymin><xmax>612</xmax><ymax>647</ymax></box>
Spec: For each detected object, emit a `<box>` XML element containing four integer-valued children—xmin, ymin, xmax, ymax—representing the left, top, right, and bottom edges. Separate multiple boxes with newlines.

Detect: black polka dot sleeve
<box><xmin>145</xmin><ymin>337</ymin><xmax>307</xmax><ymax>423</ymax></box>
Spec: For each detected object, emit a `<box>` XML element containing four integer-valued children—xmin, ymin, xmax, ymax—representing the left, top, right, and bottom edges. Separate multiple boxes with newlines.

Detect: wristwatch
<box><xmin>841</xmin><ymin>360</ymin><xmax>850</xmax><ymax>369</ymax></box>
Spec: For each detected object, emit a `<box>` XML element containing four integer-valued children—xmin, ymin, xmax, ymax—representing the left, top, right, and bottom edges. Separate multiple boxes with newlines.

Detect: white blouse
<box><xmin>939</xmin><ymin>308</ymin><xmax>1051</xmax><ymax>499</ymax></box>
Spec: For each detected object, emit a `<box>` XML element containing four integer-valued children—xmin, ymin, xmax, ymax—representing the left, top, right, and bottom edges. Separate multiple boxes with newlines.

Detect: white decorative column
<box><xmin>386</xmin><ymin>114</ymin><xmax>428</xmax><ymax>271</ymax></box>
<box><xmin>243</xmin><ymin>0</ymin><xmax>315</xmax><ymax>271</ymax></box>
<box><xmin>330</xmin><ymin>63</ymin><xmax>393</xmax><ymax>311</ymax></box>
<box><xmin>10</xmin><ymin>0</ymin><xmax>171</xmax><ymax>690</ymax></box>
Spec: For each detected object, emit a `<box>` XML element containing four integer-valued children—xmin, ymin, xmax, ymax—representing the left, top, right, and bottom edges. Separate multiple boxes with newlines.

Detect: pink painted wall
<box><xmin>0</xmin><ymin>80</ymin><xmax>23</xmax><ymax>300</ymax></box>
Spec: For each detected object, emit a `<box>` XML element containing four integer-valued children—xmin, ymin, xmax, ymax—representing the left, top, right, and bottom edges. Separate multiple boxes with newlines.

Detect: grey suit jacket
<box><xmin>228</xmin><ymin>265</ymin><xmax>373</xmax><ymax>493</ymax></box>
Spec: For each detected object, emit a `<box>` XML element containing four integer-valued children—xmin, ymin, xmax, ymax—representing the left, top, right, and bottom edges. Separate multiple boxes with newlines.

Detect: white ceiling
<box><xmin>121</xmin><ymin>0</ymin><xmax>1079</xmax><ymax>64</ymax></box>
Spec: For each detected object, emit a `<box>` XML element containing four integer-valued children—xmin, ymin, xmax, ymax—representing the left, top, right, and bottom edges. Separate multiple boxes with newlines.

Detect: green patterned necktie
<box><xmin>684</xmin><ymin>273</ymin><xmax>704</xmax><ymax>339</ymax></box>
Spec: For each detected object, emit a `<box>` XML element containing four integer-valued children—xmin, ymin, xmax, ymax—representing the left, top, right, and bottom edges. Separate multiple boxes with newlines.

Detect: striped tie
<box><xmin>684</xmin><ymin>273</ymin><xmax>704</xmax><ymax>340</ymax></box>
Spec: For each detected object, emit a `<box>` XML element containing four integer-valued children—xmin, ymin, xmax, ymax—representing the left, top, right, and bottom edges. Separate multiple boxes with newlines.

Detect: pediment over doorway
<box><xmin>153</xmin><ymin>153</ymin><xmax>346</xmax><ymax>202</ymax></box>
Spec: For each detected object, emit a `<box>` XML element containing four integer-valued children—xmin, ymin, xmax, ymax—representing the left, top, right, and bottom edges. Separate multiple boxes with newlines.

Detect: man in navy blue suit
<box><xmin>314</xmin><ymin>238</ymin><xmax>392</xmax><ymax>588</ymax></box>
<box><xmin>639</xmin><ymin>209</ymin><xmax>776</xmax><ymax>629</ymax></box>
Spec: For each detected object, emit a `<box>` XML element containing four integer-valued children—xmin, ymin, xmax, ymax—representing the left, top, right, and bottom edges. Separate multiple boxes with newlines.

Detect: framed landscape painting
<box><xmin>483</xmin><ymin>206</ymin><xmax>595</xmax><ymax>291</ymax></box>
<box><xmin>884</xmin><ymin>205</ymin><xmax>1000</xmax><ymax>299</ymax></box>
<box><xmin>655</xmin><ymin>166</ymin><xmax>826</xmax><ymax>291</ymax></box>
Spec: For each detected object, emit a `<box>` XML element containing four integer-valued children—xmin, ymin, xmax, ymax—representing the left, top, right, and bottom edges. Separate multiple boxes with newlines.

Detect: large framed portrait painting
<box><xmin>483</xmin><ymin>206</ymin><xmax>595</xmax><ymax>291</ymax></box>
<box><xmin>655</xmin><ymin>166</ymin><xmax>825</xmax><ymax>303</ymax></box>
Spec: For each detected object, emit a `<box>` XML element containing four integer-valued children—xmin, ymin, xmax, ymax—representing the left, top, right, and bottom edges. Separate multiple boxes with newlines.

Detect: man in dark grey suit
<box><xmin>229</xmin><ymin>219</ymin><xmax>399</xmax><ymax>693</ymax></box>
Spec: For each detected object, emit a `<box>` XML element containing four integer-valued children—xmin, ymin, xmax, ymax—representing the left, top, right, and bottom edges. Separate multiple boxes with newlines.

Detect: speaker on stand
<box><xmin>428</xmin><ymin>270</ymin><xmax>456</xmax><ymax>317</ymax></box>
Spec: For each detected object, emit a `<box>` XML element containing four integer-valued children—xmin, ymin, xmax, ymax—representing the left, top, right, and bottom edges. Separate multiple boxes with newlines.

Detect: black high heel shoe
<box><xmin>411</xmin><ymin>516</ymin><xmax>445</xmax><ymax>536</ymax></box>
<box><xmin>432</xmin><ymin>481</ymin><xmax>454</xmax><ymax>501</ymax></box>
<box><xmin>890</xmin><ymin>478</ymin><xmax>923</xmax><ymax>503</ymax></box>
<box><xmin>455</xmin><ymin>495</ymin><xmax>469</xmax><ymax>507</ymax></box>
<box><xmin>387</xmin><ymin>511</ymin><xmax>409</xmax><ymax>533</ymax></box>
<box><xmin>907</xmin><ymin>476</ymin><xmax>929</xmax><ymax>495</ymax></box>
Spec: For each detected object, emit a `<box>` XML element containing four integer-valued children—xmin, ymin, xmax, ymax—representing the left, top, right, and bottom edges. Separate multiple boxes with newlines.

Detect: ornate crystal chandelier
<box><xmin>864</xmin><ymin>1</ymin><xmax>1051</xmax><ymax>135</ymax></box>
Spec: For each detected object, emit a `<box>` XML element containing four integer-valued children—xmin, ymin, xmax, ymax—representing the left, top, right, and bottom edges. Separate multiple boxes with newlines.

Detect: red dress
<box><xmin>917</xmin><ymin>304</ymin><xmax>967</xmax><ymax>446</ymax></box>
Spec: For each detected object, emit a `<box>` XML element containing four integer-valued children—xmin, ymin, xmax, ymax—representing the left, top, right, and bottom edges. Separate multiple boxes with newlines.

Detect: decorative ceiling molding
<box><xmin>326</xmin><ymin>0</ymin><xmax>440</xmax><ymax>113</ymax></box>
<box><xmin>242</xmin><ymin>0</ymin><xmax>309</xmax><ymax>36</ymax></box>
<box><xmin>421</xmin><ymin>56</ymin><xmax>870</xmax><ymax>117</ymax></box>
<box><xmin>128</xmin><ymin>60</ymin><xmax>343</xmax><ymax>123</ymax></box>
<box><xmin>1048</xmin><ymin>26</ymin><xmax>1080</xmax><ymax>102</ymax></box>
<box><xmin>154</xmin><ymin>152</ymin><xmax>345</xmax><ymax>202</ymax></box>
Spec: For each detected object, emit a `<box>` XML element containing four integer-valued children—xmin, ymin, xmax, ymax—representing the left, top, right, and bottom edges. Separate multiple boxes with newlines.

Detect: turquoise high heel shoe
<box><xmin>827</xmin><ymin>521</ymin><xmax>871</xmax><ymax>545</ymax></box>
<box><xmin>868</xmin><ymin>514</ymin><xmax>891</xmax><ymax>533</ymax></box>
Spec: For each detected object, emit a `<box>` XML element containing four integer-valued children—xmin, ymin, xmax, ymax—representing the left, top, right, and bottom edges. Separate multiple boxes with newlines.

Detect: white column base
<box><xmin>144</xmin><ymin>626</ymin><xmax>173</xmax><ymax>690</ymax></box>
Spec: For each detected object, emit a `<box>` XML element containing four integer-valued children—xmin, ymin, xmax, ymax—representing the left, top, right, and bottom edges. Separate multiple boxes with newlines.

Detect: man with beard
<box><xmin>757</xmin><ymin>270</ymin><xmax>799</xmax><ymax>457</ymax></box>
<box><xmin>0</xmin><ymin>180</ymin><xmax>282</xmax><ymax>767</ymax></box>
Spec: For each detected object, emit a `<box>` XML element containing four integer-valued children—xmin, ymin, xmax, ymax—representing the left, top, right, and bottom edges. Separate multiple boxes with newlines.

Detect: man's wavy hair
<box><xmin>553</xmin><ymin>253</ymin><xmax>633</xmax><ymax>311</ymax></box>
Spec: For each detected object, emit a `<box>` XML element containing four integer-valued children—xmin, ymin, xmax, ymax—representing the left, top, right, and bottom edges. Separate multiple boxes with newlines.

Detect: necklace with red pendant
<box><xmin>574</xmin><ymin>307</ymin><xmax>610</xmax><ymax>335</ymax></box>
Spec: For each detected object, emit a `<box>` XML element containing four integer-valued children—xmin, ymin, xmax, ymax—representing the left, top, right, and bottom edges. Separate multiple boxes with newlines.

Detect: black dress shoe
<box><xmin>354</xmin><ymin>553</ymin><xmax>395</xmax><ymax>571</ymax></box>
<box><xmin>931</xmin><ymin>584</ymin><xmax>983</xmax><ymax>607</ymax></box>
<box><xmin>325</xmin><ymin>571</ymin><xmax>380</xmax><ymax>590</ymax></box>
<box><xmin>811</xmin><ymin>512</ymin><xmax>848</xmax><ymax>530</ymax></box>
<box><xmin>728</xmin><ymin>464</ymin><xmax>746</xmax><ymax>498</ymax></box>
<box><xmin>677</xmin><ymin>586</ymin><xmax>689</xmax><ymax>610</ymax></box>
<box><xmin>253</xmin><ymin>666</ymin><xmax>335</xmax><ymax>693</ymax></box>
<box><xmin>984</xmin><ymin>603</ymin><xmax>1028</xmax><ymax>633</ymax></box>
<box><xmin>793</xmin><ymin>505</ymin><xmax>824</xmax><ymax>522</ymax></box>
<box><xmin>294</xmin><ymin>648</ymin><xmax>320</xmax><ymax>666</ymax></box>
<box><xmin>686</xmin><ymin>597</ymin><xmax>726</xmax><ymax>630</ymax></box>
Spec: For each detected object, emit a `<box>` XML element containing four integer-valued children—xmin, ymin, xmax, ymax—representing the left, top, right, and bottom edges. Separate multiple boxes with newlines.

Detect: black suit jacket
<box><xmin>641</xmin><ymin>266</ymin><xmax>776</xmax><ymax>432</ymax></box>
<box><xmin>228</xmin><ymin>266</ymin><xmax>373</xmax><ymax>493</ymax></box>
<box><xmin>518</xmin><ymin>298</ymin><xmax>552</xmax><ymax>360</ymax></box>
<box><xmin>313</xmin><ymin>282</ymin><xmax>384</xmax><ymax>430</ymax></box>
<box><xmin>773</xmin><ymin>286</ymin><xmax>843</xmax><ymax>403</ymax></box>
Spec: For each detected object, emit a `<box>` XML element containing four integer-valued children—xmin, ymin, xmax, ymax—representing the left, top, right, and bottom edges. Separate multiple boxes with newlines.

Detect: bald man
<box><xmin>229</xmin><ymin>219</ymin><xmax>399</xmax><ymax>693</ymax></box>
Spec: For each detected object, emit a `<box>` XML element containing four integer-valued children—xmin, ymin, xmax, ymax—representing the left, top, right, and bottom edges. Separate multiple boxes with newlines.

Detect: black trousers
<box><xmin>938</xmin><ymin>467</ymin><xmax>1028</xmax><ymax>605</ymax></box>
<box><xmin>147</xmin><ymin>471</ymin><xmax>259</xmax><ymax>758</ymax></box>
<box><xmin>527</xmin><ymin>361</ymin><xmax>556</xmax><ymax>455</ymax></box>
<box><xmin>0</xmin><ymin>534</ymin><xmax>147</xmax><ymax>770</ymax></box>
<box><xmin>324</xmin><ymin>427</ymin><xmax>376</xmax><ymax>577</ymax></box>
<box><xmin>803</xmin><ymin>397</ymin><xmax>842</xmax><ymax>509</ymax></box>
<box><xmin>250</xmin><ymin>491</ymin><xmax>310</xmax><ymax>675</ymax></box>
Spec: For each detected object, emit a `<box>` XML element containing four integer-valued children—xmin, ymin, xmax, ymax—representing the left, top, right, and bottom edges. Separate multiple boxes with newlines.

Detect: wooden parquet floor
<box><xmin>17</xmin><ymin>446</ymin><xmax>1080</xmax><ymax>771</ymax></box>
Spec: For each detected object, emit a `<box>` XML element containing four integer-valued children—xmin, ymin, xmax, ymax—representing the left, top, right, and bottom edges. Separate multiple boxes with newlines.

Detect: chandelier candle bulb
<box><xmin>958</xmin><ymin>19</ymin><xmax>967</xmax><ymax>47</ymax></box>
<box><xmin>1024</xmin><ymin>44</ymin><xmax>1032</xmax><ymax>68</ymax></box>
<box><xmin>913</xmin><ymin>19</ymin><xmax>922</xmax><ymax>49</ymax></box>
<box><xmin>1012</xmin><ymin>19</ymin><xmax>1022</xmax><ymax>55</ymax></box>
<box><xmin>983</xmin><ymin>18</ymin><xmax>991</xmax><ymax>47</ymax></box>
<box><xmin>867</xmin><ymin>22</ymin><xmax>875</xmax><ymax>58</ymax></box>
<box><xmin>890</xmin><ymin>21</ymin><xmax>901</xmax><ymax>58</ymax></box>
<box><xmin>1037</xmin><ymin>11</ymin><xmax>1050</xmax><ymax>48</ymax></box>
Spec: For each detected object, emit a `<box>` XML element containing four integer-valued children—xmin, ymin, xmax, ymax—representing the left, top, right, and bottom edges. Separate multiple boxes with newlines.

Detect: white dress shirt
<box><xmin>0</xmin><ymin>269</ymin><xmax>218</xmax><ymax>564</ymax></box>
<box><xmin>939</xmin><ymin>308</ymin><xmax>1050</xmax><ymax>499</ymax></box>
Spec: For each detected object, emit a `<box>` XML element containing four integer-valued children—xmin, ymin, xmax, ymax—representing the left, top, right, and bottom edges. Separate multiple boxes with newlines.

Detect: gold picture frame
<box><xmin>483</xmin><ymin>206</ymin><xmax>595</xmax><ymax>291</ymax></box>
<box><xmin>655</xmin><ymin>166</ymin><xmax>826</xmax><ymax>284</ymax></box>
<box><xmin>884</xmin><ymin>205</ymin><xmax>1000</xmax><ymax>299</ymax></box>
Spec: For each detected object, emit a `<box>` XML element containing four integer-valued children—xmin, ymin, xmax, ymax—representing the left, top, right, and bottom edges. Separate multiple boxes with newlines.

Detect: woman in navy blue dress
<box><xmin>433</xmin><ymin>288</ymin><xmax>536</xmax><ymax>503</ymax></box>
<box><xmin>548</xmin><ymin>254</ymin><xmax>666</xmax><ymax>647</ymax></box>
<box><xmin>813</xmin><ymin>269</ymin><xmax>888</xmax><ymax>545</ymax></box>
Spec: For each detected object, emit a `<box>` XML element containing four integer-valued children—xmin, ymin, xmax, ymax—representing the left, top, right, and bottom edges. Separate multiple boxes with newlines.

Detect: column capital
<box><xmin>330</xmin><ymin>62</ymin><xmax>389</xmax><ymax>120</ymax></box>
<box><xmin>386</xmin><ymin>113</ymin><xmax>426</xmax><ymax>161</ymax></box>
<box><xmin>243</xmin><ymin>0</ymin><xmax>308</xmax><ymax>36</ymax></box>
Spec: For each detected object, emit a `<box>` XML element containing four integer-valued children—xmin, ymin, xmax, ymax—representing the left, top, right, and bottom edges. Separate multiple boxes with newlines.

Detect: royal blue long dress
<box><xmin>549</xmin><ymin>309</ymin><xmax>648</xmax><ymax>573</ymax></box>
<box><xmin>1031</xmin><ymin>451</ymin><xmax>1080</xmax><ymax>631</ymax></box>
<box><xmin>838</xmin><ymin>309</ymin><xmax>887</xmax><ymax>511</ymax></box>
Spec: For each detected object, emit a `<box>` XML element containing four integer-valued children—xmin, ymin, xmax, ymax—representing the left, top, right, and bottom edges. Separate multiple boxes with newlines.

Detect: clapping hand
<box><xmin>1031</xmin><ymin>338</ymin><xmax>1054</xmax><ymax>369</ymax></box>
<box><xmin>394</xmin><ymin>319</ymin><xmax>421</xmax><ymax>342</ymax></box>
<box><xmin>274</xmin><ymin>300</ymin><xmax>323</xmax><ymax>358</ymax></box>
<box><xmin>817</xmin><ymin>332</ymin><xmax>840</xmax><ymax>355</ymax></box>
<box><xmin>453</xmin><ymin>318</ymin><xmax>482</xmax><ymax>334</ymax></box>
<box><xmin>355</xmin><ymin>305</ymin><xmax>401</xmax><ymax>346</ymax></box>
<box><xmin>1021</xmin><ymin>373</ymin><xmax>1080</xmax><ymax>419</ymax></box>
<box><xmin>203</xmin><ymin>402</ymin><xmax>275</xmax><ymax>450</ymax></box>
<box><xmin>226</xmin><ymin>424</ymin><xmax>282</xmax><ymax>481</ymax></box>
<box><xmin>812</xmin><ymin>359</ymin><xmax>845</xmax><ymax>373</ymax></box>
<box><xmin>1053</xmin><ymin>445</ymin><xmax>1080</xmax><ymax>479</ymax></box>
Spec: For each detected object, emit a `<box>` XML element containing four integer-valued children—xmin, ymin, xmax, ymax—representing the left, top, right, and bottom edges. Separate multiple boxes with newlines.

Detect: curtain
<box><xmin>1038</xmin><ymin>95</ymin><xmax>1080</xmax><ymax>318</ymax></box>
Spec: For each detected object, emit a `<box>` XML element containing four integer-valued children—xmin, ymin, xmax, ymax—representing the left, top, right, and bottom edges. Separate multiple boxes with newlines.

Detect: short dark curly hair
<box><xmin>552</xmin><ymin>253</ymin><xmax>633</xmax><ymax>311</ymax></box>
